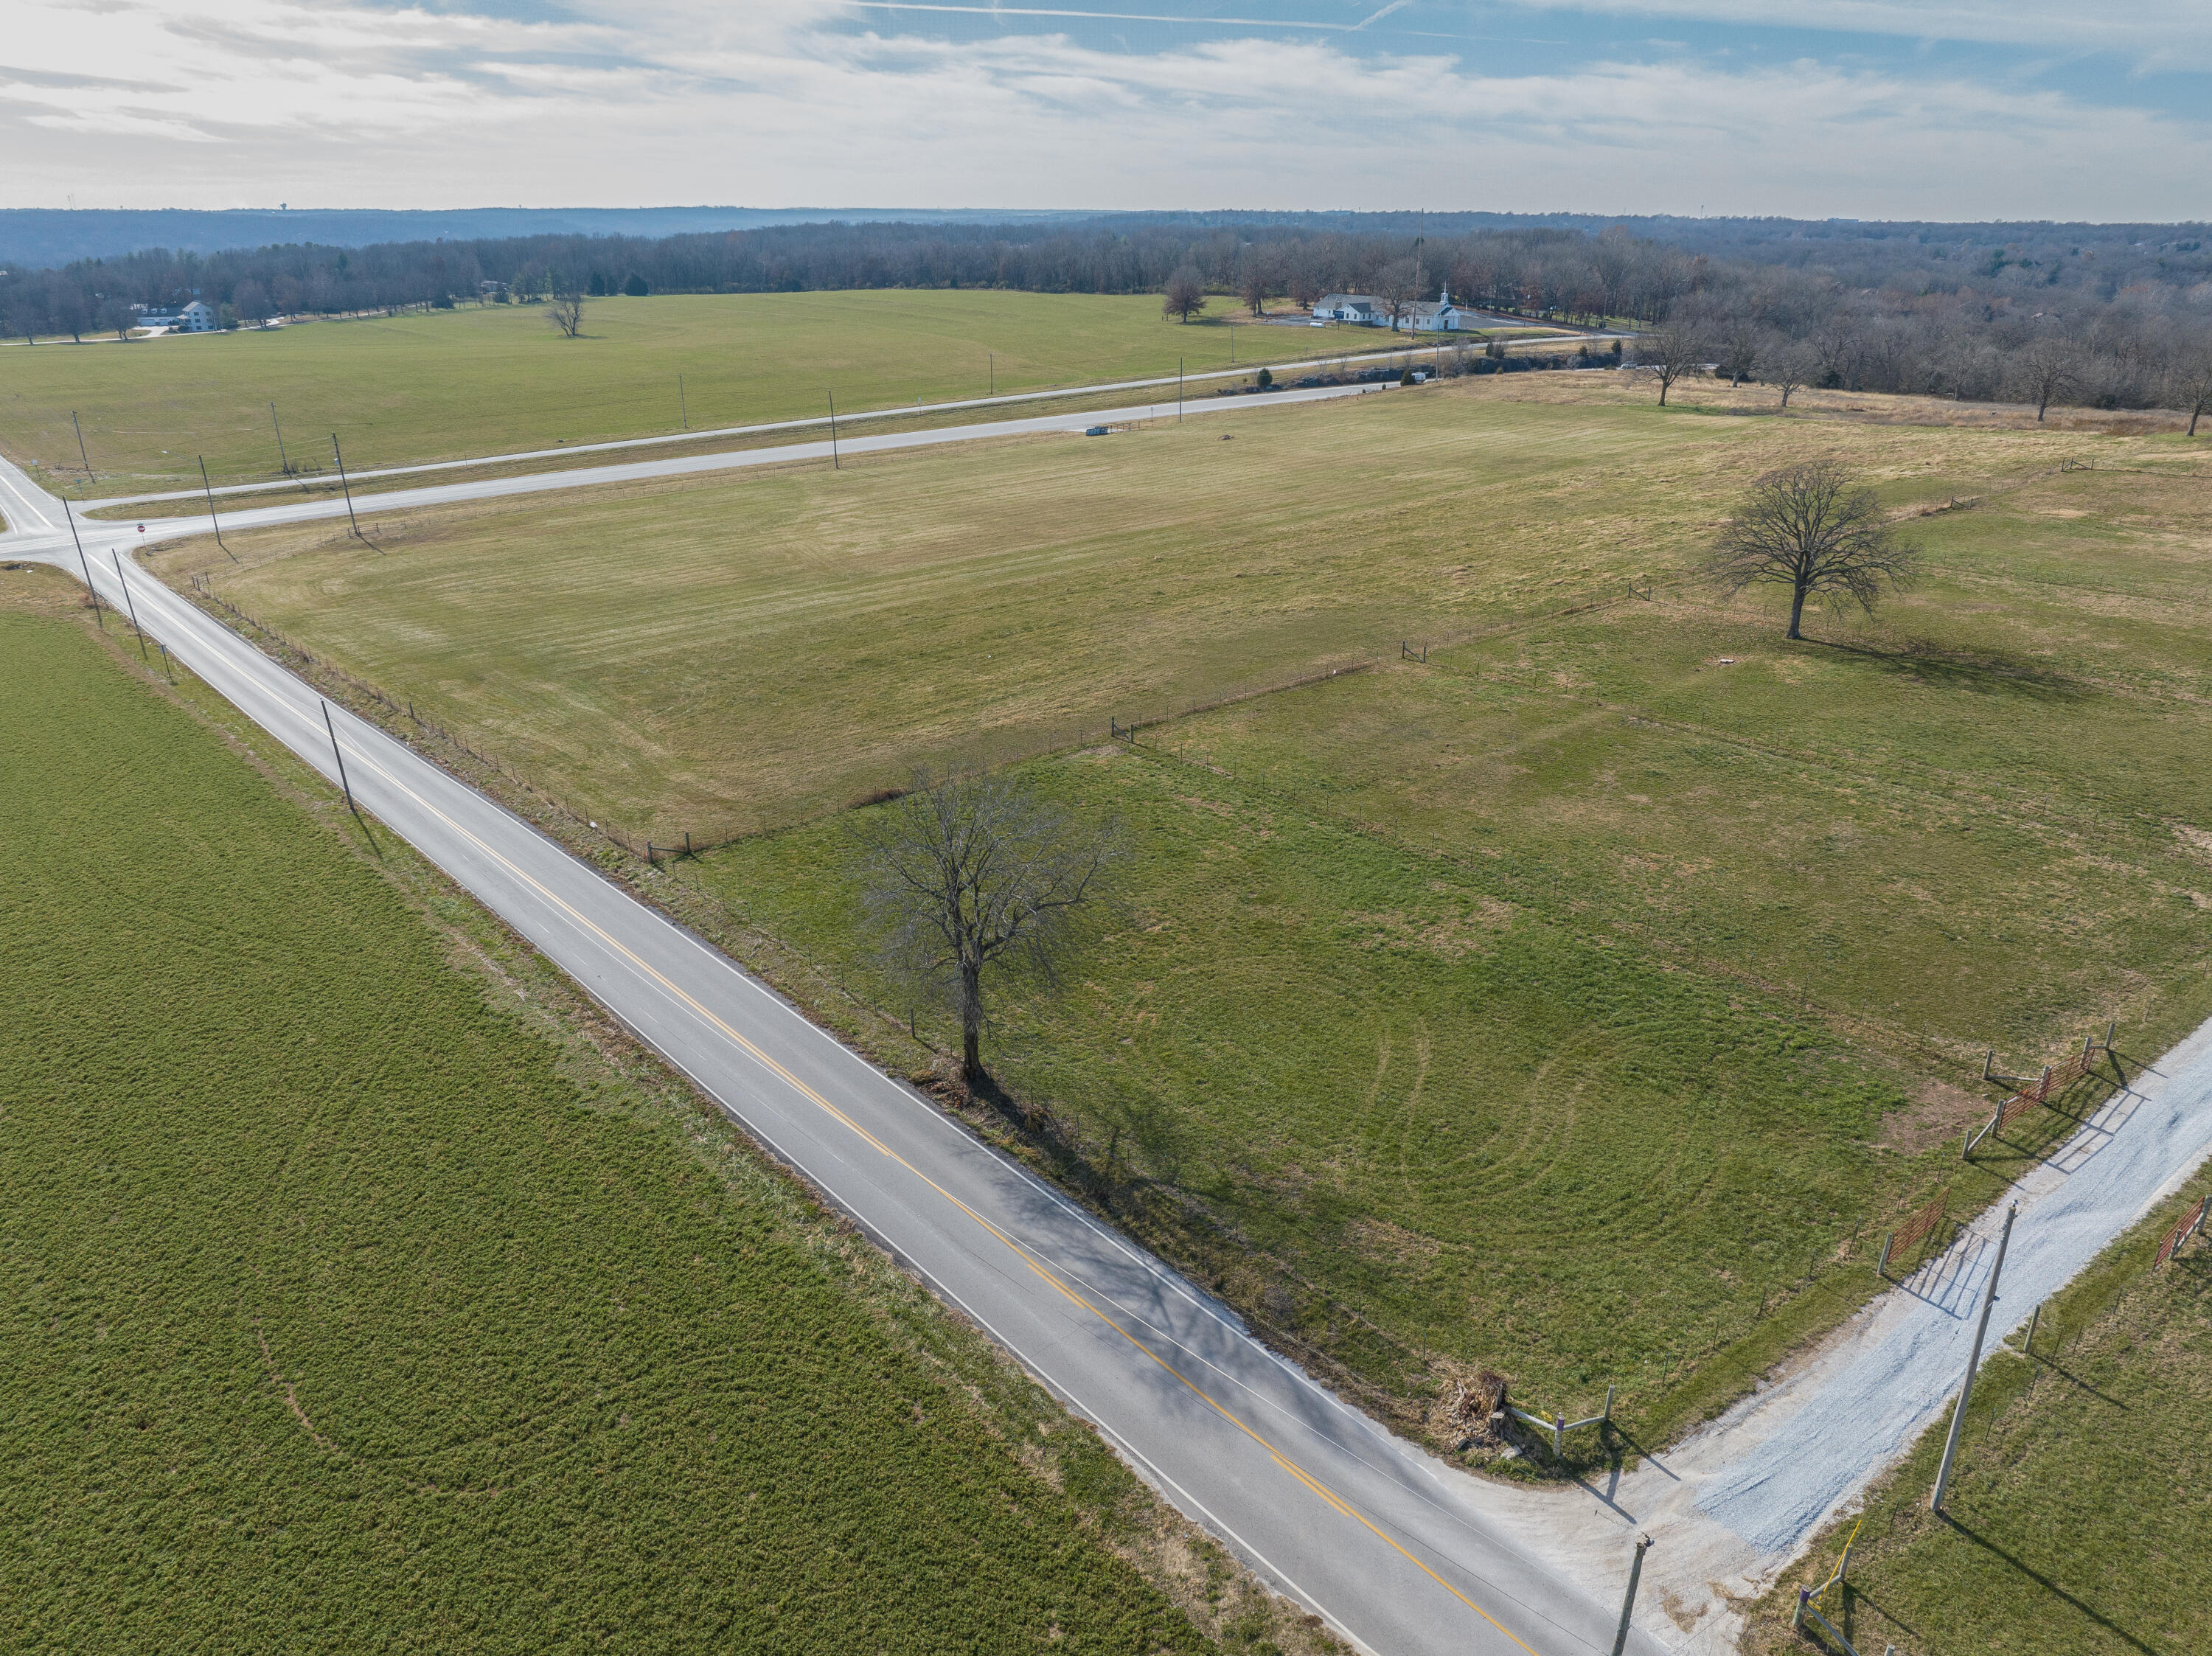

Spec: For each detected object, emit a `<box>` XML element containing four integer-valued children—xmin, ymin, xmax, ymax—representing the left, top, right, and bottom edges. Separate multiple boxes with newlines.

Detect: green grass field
<box><xmin>1</xmin><ymin>290</ymin><xmax>1402</xmax><ymax>494</ymax></box>
<box><xmin>0</xmin><ymin>573</ymin><xmax>1287</xmax><ymax>1653</ymax></box>
<box><xmin>153</xmin><ymin>372</ymin><xmax>2212</xmax><ymax>1452</ymax></box>
<box><xmin>1745</xmin><ymin>1191</ymin><xmax>2212</xmax><ymax>1656</ymax></box>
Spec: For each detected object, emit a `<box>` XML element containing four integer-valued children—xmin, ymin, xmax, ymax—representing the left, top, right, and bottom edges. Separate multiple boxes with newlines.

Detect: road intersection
<box><xmin>7</xmin><ymin>390</ymin><xmax>2211</xmax><ymax>1653</ymax></box>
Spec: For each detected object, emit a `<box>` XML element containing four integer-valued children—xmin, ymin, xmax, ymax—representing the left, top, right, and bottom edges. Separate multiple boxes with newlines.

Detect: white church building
<box><xmin>1311</xmin><ymin>288</ymin><xmax>1478</xmax><ymax>332</ymax></box>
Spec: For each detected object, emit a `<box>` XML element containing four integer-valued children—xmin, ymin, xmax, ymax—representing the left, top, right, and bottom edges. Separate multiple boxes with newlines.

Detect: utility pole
<box><xmin>827</xmin><ymin>391</ymin><xmax>840</xmax><ymax>469</ymax></box>
<box><xmin>988</xmin><ymin>351</ymin><xmax>994</xmax><ymax>396</ymax></box>
<box><xmin>270</xmin><ymin>402</ymin><xmax>291</xmax><ymax>475</ymax></box>
<box><xmin>678</xmin><ymin>373</ymin><xmax>689</xmax><ymax>430</ymax></box>
<box><xmin>71</xmin><ymin>410</ymin><xmax>91</xmax><ymax>476</ymax></box>
<box><xmin>331</xmin><ymin>434</ymin><xmax>364</xmax><ymax>541</ymax></box>
<box><xmin>1611</xmin><ymin>1534</ymin><xmax>1652</xmax><ymax>1656</ymax></box>
<box><xmin>321</xmin><ymin>700</ymin><xmax>356</xmax><ymax>813</ymax></box>
<box><xmin>109</xmin><ymin>549</ymin><xmax>150</xmax><ymax>663</ymax></box>
<box><xmin>65</xmin><ymin>500</ymin><xmax>105</xmax><ymax>628</ymax></box>
<box><xmin>1933</xmin><ymin>1200</ymin><xmax>2017</xmax><ymax>1514</ymax></box>
<box><xmin>1178</xmin><ymin>356</ymin><xmax>1184</xmax><ymax>422</ymax></box>
<box><xmin>198</xmin><ymin>456</ymin><xmax>238</xmax><ymax>562</ymax></box>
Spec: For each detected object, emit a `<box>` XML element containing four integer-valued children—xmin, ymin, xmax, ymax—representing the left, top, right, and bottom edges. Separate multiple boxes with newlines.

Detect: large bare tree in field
<box><xmin>1161</xmin><ymin>265</ymin><xmax>1208</xmax><ymax>324</ymax></box>
<box><xmin>858</xmin><ymin>770</ymin><xmax>1113</xmax><ymax>1088</ymax></box>
<box><xmin>1632</xmin><ymin>321</ymin><xmax>1703</xmax><ymax>406</ymax></box>
<box><xmin>1709</xmin><ymin>459</ymin><xmax>1920</xmax><ymax>640</ymax></box>
<box><xmin>546</xmin><ymin>274</ymin><xmax>585</xmax><ymax>338</ymax></box>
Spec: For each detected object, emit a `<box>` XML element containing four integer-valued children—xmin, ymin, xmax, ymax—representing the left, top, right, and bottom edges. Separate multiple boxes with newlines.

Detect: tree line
<box><xmin>2</xmin><ymin>212</ymin><xmax>2208</xmax><ymax>425</ymax></box>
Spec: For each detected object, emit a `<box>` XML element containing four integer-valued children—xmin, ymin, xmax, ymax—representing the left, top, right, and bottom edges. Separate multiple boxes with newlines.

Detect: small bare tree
<box><xmin>2014</xmin><ymin>335</ymin><xmax>2077</xmax><ymax>422</ymax></box>
<box><xmin>2171</xmin><ymin>338</ymin><xmax>2212</xmax><ymax>437</ymax></box>
<box><xmin>1709</xmin><ymin>459</ymin><xmax>1919</xmax><ymax>640</ymax></box>
<box><xmin>1161</xmin><ymin>265</ymin><xmax>1208</xmax><ymax>324</ymax></box>
<box><xmin>1717</xmin><ymin>309</ymin><xmax>1762</xmax><ymax>387</ymax></box>
<box><xmin>546</xmin><ymin>273</ymin><xmax>585</xmax><ymax>338</ymax></box>
<box><xmin>858</xmin><ymin>769</ymin><xmax>1113</xmax><ymax>1087</ymax></box>
<box><xmin>1632</xmin><ymin>322</ymin><xmax>1703</xmax><ymax>406</ymax></box>
<box><xmin>1769</xmin><ymin>338</ymin><xmax>1818</xmax><ymax>408</ymax></box>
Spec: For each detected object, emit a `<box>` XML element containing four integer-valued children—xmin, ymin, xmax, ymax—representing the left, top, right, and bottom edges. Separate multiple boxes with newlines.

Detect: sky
<box><xmin>3</xmin><ymin>0</ymin><xmax>2208</xmax><ymax>222</ymax></box>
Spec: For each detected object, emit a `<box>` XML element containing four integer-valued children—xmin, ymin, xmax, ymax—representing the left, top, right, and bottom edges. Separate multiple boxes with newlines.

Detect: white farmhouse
<box><xmin>1311</xmin><ymin>293</ymin><xmax>1382</xmax><ymax>324</ymax></box>
<box><xmin>135</xmin><ymin>299</ymin><xmax>218</xmax><ymax>333</ymax></box>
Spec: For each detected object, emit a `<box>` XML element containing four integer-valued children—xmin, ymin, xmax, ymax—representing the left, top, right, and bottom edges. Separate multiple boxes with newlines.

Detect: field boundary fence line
<box><xmin>2157</xmin><ymin>1193</ymin><xmax>2210</xmax><ymax>1268</ymax></box>
<box><xmin>1878</xmin><ymin>1187</ymin><xmax>1952</xmax><ymax>1278</ymax></box>
<box><xmin>1964</xmin><ymin>1024</ymin><xmax>2112</xmax><ymax>1159</ymax></box>
<box><xmin>181</xmin><ymin>574</ymin><xmax>629</xmax><ymax>847</ymax></box>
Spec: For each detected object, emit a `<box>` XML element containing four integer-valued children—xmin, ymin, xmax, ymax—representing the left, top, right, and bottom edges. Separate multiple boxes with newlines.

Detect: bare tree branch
<box><xmin>1708</xmin><ymin>459</ymin><xmax>1921</xmax><ymax>640</ymax></box>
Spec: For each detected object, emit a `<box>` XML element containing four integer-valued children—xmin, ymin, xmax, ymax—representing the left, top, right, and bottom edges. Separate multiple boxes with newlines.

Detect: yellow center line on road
<box><xmin>329</xmin><ymin>720</ymin><xmax>1543</xmax><ymax>1656</ymax></box>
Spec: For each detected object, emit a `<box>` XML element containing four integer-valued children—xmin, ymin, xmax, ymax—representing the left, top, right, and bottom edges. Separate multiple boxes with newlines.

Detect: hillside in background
<box><xmin>0</xmin><ymin>206</ymin><xmax>1085</xmax><ymax>270</ymax></box>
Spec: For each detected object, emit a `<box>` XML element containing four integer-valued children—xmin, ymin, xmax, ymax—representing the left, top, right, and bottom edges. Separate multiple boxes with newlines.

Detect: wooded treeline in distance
<box><xmin>4</xmin><ymin>212</ymin><xmax>2208</xmax><ymax>422</ymax></box>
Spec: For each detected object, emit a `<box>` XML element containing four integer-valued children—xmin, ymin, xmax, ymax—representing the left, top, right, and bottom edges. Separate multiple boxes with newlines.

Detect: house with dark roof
<box><xmin>134</xmin><ymin>299</ymin><xmax>217</xmax><ymax>333</ymax></box>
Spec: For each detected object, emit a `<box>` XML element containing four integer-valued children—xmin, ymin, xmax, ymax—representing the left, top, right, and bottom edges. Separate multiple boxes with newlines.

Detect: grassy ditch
<box><xmin>0</xmin><ymin>568</ymin><xmax>1337</xmax><ymax>1655</ymax></box>
<box><xmin>1740</xmin><ymin>1189</ymin><xmax>2212</xmax><ymax>1656</ymax></box>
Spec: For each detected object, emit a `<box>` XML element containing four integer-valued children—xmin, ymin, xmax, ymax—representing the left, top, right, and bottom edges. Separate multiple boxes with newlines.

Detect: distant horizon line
<box><xmin>4</xmin><ymin>204</ymin><xmax>2207</xmax><ymax>229</ymax></box>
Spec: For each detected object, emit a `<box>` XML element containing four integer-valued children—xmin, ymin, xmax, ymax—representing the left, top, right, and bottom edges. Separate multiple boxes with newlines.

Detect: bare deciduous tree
<box><xmin>1374</xmin><ymin>257</ymin><xmax>1423</xmax><ymax>332</ymax></box>
<box><xmin>1717</xmin><ymin>309</ymin><xmax>1762</xmax><ymax>387</ymax></box>
<box><xmin>1632</xmin><ymin>322</ymin><xmax>1703</xmax><ymax>406</ymax></box>
<box><xmin>546</xmin><ymin>274</ymin><xmax>585</xmax><ymax>338</ymax></box>
<box><xmin>1708</xmin><ymin>459</ymin><xmax>1920</xmax><ymax>640</ymax></box>
<box><xmin>2014</xmin><ymin>335</ymin><xmax>2078</xmax><ymax>422</ymax></box>
<box><xmin>2171</xmin><ymin>338</ymin><xmax>2212</xmax><ymax>437</ymax></box>
<box><xmin>1768</xmin><ymin>338</ymin><xmax>1819</xmax><ymax>408</ymax></box>
<box><xmin>1161</xmin><ymin>265</ymin><xmax>1208</xmax><ymax>324</ymax></box>
<box><xmin>233</xmin><ymin>279</ymin><xmax>275</xmax><ymax>328</ymax></box>
<box><xmin>858</xmin><ymin>769</ymin><xmax>1114</xmax><ymax>1087</ymax></box>
<box><xmin>1237</xmin><ymin>251</ymin><xmax>1276</xmax><ymax>317</ymax></box>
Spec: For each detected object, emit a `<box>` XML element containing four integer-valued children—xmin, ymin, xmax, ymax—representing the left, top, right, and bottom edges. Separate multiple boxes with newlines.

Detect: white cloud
<box><xmin>0</xmin><ymin>0</ymin><xmax>2205</xmax><ymax>219</ymax></box>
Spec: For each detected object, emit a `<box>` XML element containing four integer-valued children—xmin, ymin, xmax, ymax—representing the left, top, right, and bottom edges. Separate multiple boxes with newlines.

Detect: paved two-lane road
<box><xmin>1</xmin><ymin>436</ymin><xmax>1657</xmax><ymax>1655</ymax></box>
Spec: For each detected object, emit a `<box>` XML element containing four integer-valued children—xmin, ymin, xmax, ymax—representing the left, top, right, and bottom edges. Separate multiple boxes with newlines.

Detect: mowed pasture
<box><xmin>1</xmin><ymin>288</ymin><xmax>1391</xmax><ymax>493</ymax></box>
<box><xmin>156</xmin><ymin>372</ymin><xmax>2212</xmax><ymax>1444</ymax></box>
<box><xmin>1745</xmin><ymin>1194</ymin><xmax>2212</xmax><ymax>1656</ymax></box>
<box><xmin>0</xmin><ymin>580</ymin><xmax>1234</xmax><ymax>1654</ymax></box>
